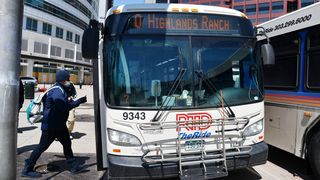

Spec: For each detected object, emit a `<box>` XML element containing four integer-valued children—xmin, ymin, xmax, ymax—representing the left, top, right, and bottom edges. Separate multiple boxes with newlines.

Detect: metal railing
<box><xmin>138</xmin><ymin>115</ymin><xmax>253</xmax><ymax>178</ymax></box>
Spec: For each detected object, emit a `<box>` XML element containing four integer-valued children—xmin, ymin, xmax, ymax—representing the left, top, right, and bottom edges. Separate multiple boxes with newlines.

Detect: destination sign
<box><xmin>124</xmin><ymin>13</ymin><xmax>252</xmax><ymax>35</ymax></box>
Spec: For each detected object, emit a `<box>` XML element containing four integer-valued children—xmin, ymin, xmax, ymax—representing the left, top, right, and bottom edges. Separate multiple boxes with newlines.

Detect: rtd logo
<box><xmin>176</xmin><ymin>112</ymin><xmax>212</xmax><ymax>131</ymax></box>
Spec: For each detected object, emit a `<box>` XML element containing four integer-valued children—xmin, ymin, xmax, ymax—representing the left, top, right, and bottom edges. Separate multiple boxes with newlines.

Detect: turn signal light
<box><xmin>113</xmin><ymin>149</ymin><xmax>121</xmax><ymax>153</ymax></box>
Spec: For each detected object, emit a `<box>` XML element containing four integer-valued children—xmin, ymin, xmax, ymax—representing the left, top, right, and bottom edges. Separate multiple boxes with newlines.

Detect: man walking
<box><xmin>22</xmin><ymin>70</ymin><xmax>87</xmax><ymax>178</ymax></box>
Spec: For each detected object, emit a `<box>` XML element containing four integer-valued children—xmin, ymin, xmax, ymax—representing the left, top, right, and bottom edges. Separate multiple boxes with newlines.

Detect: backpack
<box><xmin>26</xmin><ymin>86</ymin><xmax>63</xmax><ymax>124</ymax></box>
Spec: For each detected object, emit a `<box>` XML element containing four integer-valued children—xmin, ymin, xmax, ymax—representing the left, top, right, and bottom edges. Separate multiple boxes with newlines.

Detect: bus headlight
<box><xmin>243</xmin><ymin>119</ymin><xmax>263</xmax><ymax>137</ymax></box>
<box><xmin>108</xmin><ymin>129</ymin><xmax>142</xmax><ymax>146</ymax></box>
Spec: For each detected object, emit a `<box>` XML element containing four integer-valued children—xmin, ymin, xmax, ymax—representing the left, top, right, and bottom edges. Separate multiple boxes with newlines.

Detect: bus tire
<box><xmin>309</xmin><ymin>130</ymin><xmax>320</xmax><ymax>179</ymax></box>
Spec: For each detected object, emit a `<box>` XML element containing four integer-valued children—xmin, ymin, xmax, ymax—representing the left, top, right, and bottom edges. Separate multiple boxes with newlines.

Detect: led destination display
<box><xmin>124</xmin><ymin>13</ymin><xmax>253</xmax><ymax>35</ymax></box>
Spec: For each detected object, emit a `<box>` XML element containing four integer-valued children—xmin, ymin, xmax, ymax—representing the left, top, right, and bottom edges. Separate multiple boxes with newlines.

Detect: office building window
<box><xmin>42</xmin><ymin>22</ymin><xmax>52</xmax><ymax>35</ymax></box>
<box><xmin>246</xmin><ymin>4</ymin><xmax>256</xmax><ymax>15</ymax></box>
<box><xmin>26</xmin><ymin>17</ymin><xmax>38</xmax><ymax>32</ymax></box>
<box><xmin>75</xmin><ymin>34</ymin><xmax>80</xmax><ymax>44</ymax></box>
<box><xmin>201</xmin><ymin>2</ymin><xmax>210</xmax><ymax>5</ymax></box>
<box><xmin>56</xmin><ymin>27</ymin><xmax>63</xmax><ymax>39</ymax></box>
<box><xmin>272</xmin><ymin>2</ymin><xmax>283</xmax><ymax>13</ymax></box>
<box><xmin>156</xmin><ymin>0</ymin><xmax>168</xmax><ymax>3</ymax></box>
<box><xmin>34</xmin><ymin>42</ymin><xmax>48</xmax><ymax>54</ymax></box>
<box><xmin>51</xmin><ymin>45</ymin><xmax>61</xmax><ymax>57</ymax></box>
<box><xmin>259</xmin><ymin>3</ymin><xmax>269</xmax><ymax>14</ymax></box>
<box><xmin>234</xmin><ymin>5</ymin><xmax>244</xmax><ymax>12</ymax></box>
<box><xmin>65</xmin><ymin>49</ymin><xmax>74</xmax><ymax>59</ymax></box>
<box><xmin>66</xmin><ymin>31</ymin><xmax>73</xmax><ymax>42</ymax></box>
<box><xmin>301</xmin><ymin>0</ymin><xmax>313</xmax><ymax>7</ymax></box>
<box><xmin>211</xmin><ymin>2</ymin><xmax>220</xmax><ymax>5</ymax></box>
<box><xmin>21</xmin><ymin>39</ymin><xmax>28</xmax><ymax>51</ymax></box>
<box><xmin>76</xmin><ymin>52</ymin><xmax>82</xmax><ymax>60</ymax></box>
<box><xmin>258</xmin><ymin>18</ymin><xmax>269</xmax><ymax>23</ymax></box>
<box><xmin>249</xmin><ymin>18</ymin><xmax>256</xmax><ymax>24</ymax></box>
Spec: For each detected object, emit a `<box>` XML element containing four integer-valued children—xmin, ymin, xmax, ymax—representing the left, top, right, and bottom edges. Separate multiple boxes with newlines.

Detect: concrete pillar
<box><xmin>48</xmin><ymin>37</ymin><xmax>51</xmax><ymax>58</ymax></box>
<box><xmin>27</xmin><ymin>59</ymin><xmax>34</xmax><ymax>77</ymax></box>
<box><xmin>0</xmin><ymin>0</ymin><xmax>24</xmax><ymax>179</ymax></box>
<box><xmin>74</xmin><ymin>44</ymin><xmax>77</xmax><ymax>62</ymax></box>
<box><xmin>78</xmin><ymin>66</ymin><xmax>84</xmax><ymax>84</ymax></box>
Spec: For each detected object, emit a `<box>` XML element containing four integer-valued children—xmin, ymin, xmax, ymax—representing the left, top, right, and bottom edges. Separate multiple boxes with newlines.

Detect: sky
<box><xmin>113</xmin><ymin>0</ymin><xmax>145</xmax><ymax>6</ymax></box>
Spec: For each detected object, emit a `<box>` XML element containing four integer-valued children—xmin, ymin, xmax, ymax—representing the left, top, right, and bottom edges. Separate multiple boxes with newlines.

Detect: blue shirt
<box><xmin>41</xmin><ymin>84</ymin><xmax>81</xmax><ymax>131</ymax></box>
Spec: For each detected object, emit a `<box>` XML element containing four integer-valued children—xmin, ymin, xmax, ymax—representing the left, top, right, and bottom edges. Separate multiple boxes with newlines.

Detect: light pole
<box><xmin>0</xmin><ymin>0</ymin><xmax>24</xmax><ymax>179</ymax></box>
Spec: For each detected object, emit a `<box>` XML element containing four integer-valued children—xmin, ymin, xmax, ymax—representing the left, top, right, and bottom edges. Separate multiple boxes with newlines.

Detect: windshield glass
<box><xmin>104</xmin><ymin>36</ymin><xmax>263</xmax><ymax>108</ymax></box>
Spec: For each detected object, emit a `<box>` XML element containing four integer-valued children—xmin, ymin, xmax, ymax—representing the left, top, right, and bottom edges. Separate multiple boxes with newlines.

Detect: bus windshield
<box><xmin>105</xmin><ymin>35</ymin><xmax>263</xmax><ymax>108</ymax></box>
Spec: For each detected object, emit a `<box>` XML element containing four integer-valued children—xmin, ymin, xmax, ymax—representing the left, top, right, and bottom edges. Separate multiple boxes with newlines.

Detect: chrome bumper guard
<box><xmin>138</xmin><ymin>116</ymin><xmax>252</xmax><ymax>179</ymax></box>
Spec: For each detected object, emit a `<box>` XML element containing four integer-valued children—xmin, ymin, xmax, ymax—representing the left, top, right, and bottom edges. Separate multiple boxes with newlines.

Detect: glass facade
<box><xmin>24</xmin><ymin>0</ymin><xmax>87</xmax><ymax>30</ymax></box>
<box><xmin>179</xmin><ymin>0</ymin><xmax>316</xmax><ymax>26</ymax></box>
<box><xmin>62</xmin><ymin>0</ymin><xmax>92</xmax><ymax>18</ymax></box>
<box><xmin>272</xmin><ymin>1</ymin><xmax>284</xmax><ymax>13</ymax></box>
<box><xmin>258</xmin><ymin>3</ymin><xmax>269</xmax><ymax>14</ymax></box>
<box><xmin>246</xmin><ymin>4</ymin><xmax>256</xmax><ymax>15</ymax></box>
<box><xmin>301</xmin><ymin>0</ymin><xmax>314</xmax><ymax>7</ymax></box>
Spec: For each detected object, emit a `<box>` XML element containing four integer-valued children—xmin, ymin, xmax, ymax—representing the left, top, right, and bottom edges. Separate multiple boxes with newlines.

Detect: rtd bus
<box><xmin>82</xmin><ymin>3</ymin><xmax>274</xmax><ymax>179</ymax></box>
<box><xmin>257</xmin><ymin>2</ymin><xmax>320</xmax><ymax>179</ymax></box>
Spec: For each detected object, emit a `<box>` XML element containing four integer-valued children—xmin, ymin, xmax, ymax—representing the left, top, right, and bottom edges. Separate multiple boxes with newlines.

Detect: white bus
<box><xmin>257</xmin><ymin>2</ymin><xmax>320</xmax><ymax>179</ymax></box>
<box><xmin>82</xmin><ymin>3</ymin><xmax>274</xmax><ymax>179</ymax></box>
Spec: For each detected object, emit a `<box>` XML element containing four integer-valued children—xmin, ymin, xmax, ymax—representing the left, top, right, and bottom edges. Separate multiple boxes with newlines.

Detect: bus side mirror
<box><xmin>255</xmin><ymin>27</ymin><xmax>275</xmax><ymax>65</ymax></box>
<box><xmin>261</xmin><ymin>44</ymin><xmax>275</xmax><ymax>65</ymax></box>
<box><xmin>82</xmin><ymin>20</ymin><xmax>100</xmax><ymax>59</ymax></box>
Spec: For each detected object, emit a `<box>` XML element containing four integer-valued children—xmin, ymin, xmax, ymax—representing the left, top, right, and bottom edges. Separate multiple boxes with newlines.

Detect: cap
<box><xmin>56</xmin><ymin>70</ymin><xmax>70</xmax><ymax>82</ymax></box>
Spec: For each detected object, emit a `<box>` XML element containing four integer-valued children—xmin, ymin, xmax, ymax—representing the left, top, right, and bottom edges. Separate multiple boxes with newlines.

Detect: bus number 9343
<box><xmin>123</xmin><ymin>112</ymin><xmax>146</xmax><ymax>120</ymax></box>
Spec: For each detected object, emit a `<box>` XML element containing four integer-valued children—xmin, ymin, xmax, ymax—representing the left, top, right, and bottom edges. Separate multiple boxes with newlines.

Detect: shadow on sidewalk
<box><xmin>33</xmin><ymin>155</ymin><xmax>95</xmax><ymax>179</ymax></box>
<box><xmin>76</xmin><ymin>114</ymin><xmax>94</xmax><ymax>122</ymax></box>
<box><xmin>18</xmin><ymin>126</ymin><xmax>38</xmax><ymax>133</ymax></box>
<box><xmin>17</xmin><ymin>144</ymin><xmax>38</xmax><ymax>155</ymax></box>
<box><xmin>72</xmin><ymin>132</ymin><xmax>86</xmax><ymax>139</ymax></box>
<box><xmin>17</xmin><ymin>152</ymin><xmax>102</xmax><ymax>179</ymax></box>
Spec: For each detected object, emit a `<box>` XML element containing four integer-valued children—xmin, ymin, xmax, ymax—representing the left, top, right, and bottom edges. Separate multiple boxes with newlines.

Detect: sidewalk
<box><xmin>16</xmin><ymin>85</ymin><xmax>106</xmax><ymax>179</ymax></box>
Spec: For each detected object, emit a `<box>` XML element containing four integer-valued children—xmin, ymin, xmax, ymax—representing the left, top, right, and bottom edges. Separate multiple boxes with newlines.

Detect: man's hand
<box><xmin>78</xmin><ymin>96</ymin><xmax>87</xmax><ymax>104</ymax></box>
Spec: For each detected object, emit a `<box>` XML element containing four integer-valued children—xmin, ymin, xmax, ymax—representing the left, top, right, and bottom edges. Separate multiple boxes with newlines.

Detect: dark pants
<box><xmin>27</xmin><ymin>127</ymin><xmax>73</xmax><ymax>166</ymax></box>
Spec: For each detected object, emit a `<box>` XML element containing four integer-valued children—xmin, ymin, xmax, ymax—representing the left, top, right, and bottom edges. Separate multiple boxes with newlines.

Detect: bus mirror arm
<box><xmin>82</xmin><ymin>19</ymin><xmax>103</xmax><ymax>59</ymax></box>
<box><xmin>255</xmin><ymin>27</ymin><xmax>275</xmax><ymax>65</ymax></box>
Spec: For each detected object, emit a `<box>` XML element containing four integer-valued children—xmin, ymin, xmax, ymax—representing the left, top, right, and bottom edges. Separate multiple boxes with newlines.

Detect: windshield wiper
<box><xmin>195</xmin><ymin>71</ymin><xmax>235</xmax><ymax>118</ymax></box>
<box><xmin>152</xmin><ymin>68</ymin><xmax>186</xmax><ymax>122</ymax></box>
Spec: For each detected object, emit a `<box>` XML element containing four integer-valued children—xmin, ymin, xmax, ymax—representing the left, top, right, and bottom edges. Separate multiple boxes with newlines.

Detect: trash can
<box><xmin>24</xmin><ymin>82</ymin><xmax>35</xmax><ymax>99</ymax></box>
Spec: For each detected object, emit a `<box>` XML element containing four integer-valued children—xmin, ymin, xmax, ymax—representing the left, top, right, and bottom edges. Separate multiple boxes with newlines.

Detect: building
<box><xmin>21</xmin><ymin>0</ymin><xmax>99</xmax><ymax>84</ymax></box>
<box><xmin>178</xmin><ymin>0</ymin><xmax>317</xmax><ymax>25</ymax></box>
<box><xmin>145</xmin><ymin>0</ymin><xmax>179</xmax><ymax>3</ymax></box>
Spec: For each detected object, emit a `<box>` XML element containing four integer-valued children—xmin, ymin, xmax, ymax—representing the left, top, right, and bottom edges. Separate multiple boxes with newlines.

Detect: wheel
<box><xmin>308</xmin><ymin>130</ymin><xmax>320</xmax><ymax>179</ymax></box>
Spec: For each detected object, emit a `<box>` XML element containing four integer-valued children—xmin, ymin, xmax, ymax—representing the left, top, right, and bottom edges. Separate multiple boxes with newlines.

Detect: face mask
<box><xmin>63</xmin><ymin>81</ymin><xmax>71</xmax><ymax>88</ymax></box>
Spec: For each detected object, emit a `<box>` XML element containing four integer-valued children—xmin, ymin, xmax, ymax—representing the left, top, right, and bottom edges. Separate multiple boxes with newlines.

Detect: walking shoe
<box><xmin>70</xmin><ymin>134</ymin><xmax>73</xmax><ymax>140</ymax></box>
<box><xmin>21</xmin><ymin>170</ymin><xmax>42</xmax><ymax>178</ymax></box>
<box><xmin>70</xmin><ymin>164</ymin><xmax>86</xmax><ymax>174</ymax></box>
<box><xmin>22</xmin><ymin>159</ymin><xmax>42</xmax><ymax>178</ymax></box>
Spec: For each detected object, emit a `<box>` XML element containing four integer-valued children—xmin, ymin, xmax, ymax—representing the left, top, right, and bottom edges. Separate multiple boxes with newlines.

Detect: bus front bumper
<box><xmin>107</xmin><ymin>142</ymin><xmax>268</xmax><ymax>179</ymax></box>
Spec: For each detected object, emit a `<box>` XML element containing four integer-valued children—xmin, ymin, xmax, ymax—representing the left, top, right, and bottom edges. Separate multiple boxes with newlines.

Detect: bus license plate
<box><xmin>185</xmin><ymin>140</ymin><xmax>204</xmax><ymax>151</ymax></box>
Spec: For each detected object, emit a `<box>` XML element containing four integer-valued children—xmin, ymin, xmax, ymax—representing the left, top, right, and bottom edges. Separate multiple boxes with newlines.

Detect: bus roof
<box><xmin>106</xmin><ymin>3</ymin><xmax>246</xmax><ymax>19</ymax></box>
<box><xmin>257</xmin><ymin>2</ymin><xmax>320</xmax><ymax>41</ymax></box>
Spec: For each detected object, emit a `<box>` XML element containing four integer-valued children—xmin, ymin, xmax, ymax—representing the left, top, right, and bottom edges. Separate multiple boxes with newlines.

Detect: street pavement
<box><xmin>16</xmin><ymin>85</ymin><xmax>316</xmax><ymax>179</ymax></box>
